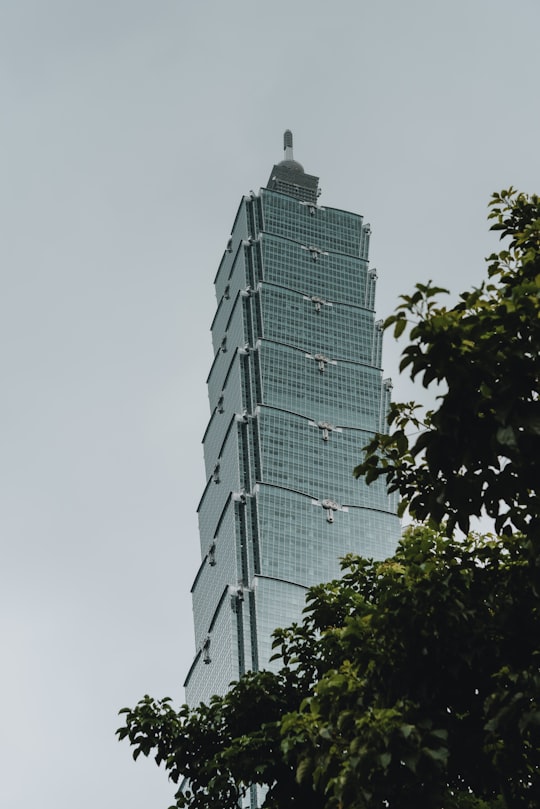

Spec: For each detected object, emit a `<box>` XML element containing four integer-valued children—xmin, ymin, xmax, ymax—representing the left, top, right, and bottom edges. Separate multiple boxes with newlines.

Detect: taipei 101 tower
<box><xmin>184</xmin><ymin>132</ymin><xmax>399</xmax><ymax>708</ymax></box>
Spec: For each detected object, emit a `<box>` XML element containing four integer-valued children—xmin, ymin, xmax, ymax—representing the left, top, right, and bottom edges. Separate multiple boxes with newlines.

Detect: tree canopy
<box><xmin>118</xmin><ymin>189</ymin><xmax>540</xmax><ymax>809</ymax></box>
<box><xmin>356</xmin><ymin>189</ymin><xmax>540</xmax><ymax>538</ymax></box>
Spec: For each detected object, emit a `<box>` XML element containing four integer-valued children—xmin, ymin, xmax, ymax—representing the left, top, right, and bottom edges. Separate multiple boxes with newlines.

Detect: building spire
<box><xmin>267</xmin><ymin>130</ymin><xmax>319</xmax><ymax>204</ymax></box>
<box><xmin>283</xmin><ymin>129</ymin><xmax>294</xmax><ymax>162</ymax></box>
<box><xmin>278</xmin><ymin>129</ymin><xmax>304</xmax><ymax>172</ymax></box>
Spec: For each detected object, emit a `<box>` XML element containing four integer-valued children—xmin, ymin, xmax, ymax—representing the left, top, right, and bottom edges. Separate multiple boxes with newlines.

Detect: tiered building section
<box><xmin>185</xmin><ymin>132</ymin><xmax>399</xmax><ymax>708</ymax></box>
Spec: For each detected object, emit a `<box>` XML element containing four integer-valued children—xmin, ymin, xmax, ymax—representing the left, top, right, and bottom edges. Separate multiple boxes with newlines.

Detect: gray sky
<box><xmin>1</xmin><ymin>1</ymin><xmax>538</xmax><ymax>807</ymax></box>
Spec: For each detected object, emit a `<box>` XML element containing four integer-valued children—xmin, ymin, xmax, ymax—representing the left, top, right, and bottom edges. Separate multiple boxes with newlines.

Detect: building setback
<box><xmin>184</xmin><ymin>132</ymin><xmax>400</xmax><ymax>709</ymax></box>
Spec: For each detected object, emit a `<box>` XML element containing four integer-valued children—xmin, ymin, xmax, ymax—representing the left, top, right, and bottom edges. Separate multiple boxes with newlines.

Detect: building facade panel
<box><xmin>256</xmin><ymin>284</ymin><xmax>374</xmax><ymax>364</ymax></box>
<box><xmin>202</xmin><ymin>410</ymin><xmax>234</xmax><ymax>479</ymax></box>
<box><xmin>258</xmin><ymin>233</ymin><xmax>370</xmax><ymax>308</ymax></box>
<box><xmin>259</xmin><ymin>189</ymin><xmax>367</xmax><ymax>257</ymax></box>
<box><xmin>254</xmin><ymin>405</ymin><xmax>397</xmax><ymax>510</ymax></box>
<box><xmin>256</xmin><ymin>339</ymin><xmax>383</xmax><ymax>428</ymax></box>
<box><xmin>252</xmin><ymin>576</ymin><xmax>310</xmax><ymax>673</ymax></box>
<box><xmin>191</xmin><ymin>502</ymin><xmax>241</xmax><ymax>648</ymax></box>
<box><xmin>184</xmin><ymin>588</ymin><xmax>238</xmax><ymax>708</ymax></box>
<box><xmin>211</xmin><ymin>249</ymin><xmax>248</xmax><ymax>353</ymax></box>
<box><xmin>197</xmin><ymin>485</ymin><xmax>225</xmax><ymax>555</ymax></box>
<box><xmin>254</xmin><ymin>484</ymin><xmax>397</xmax><ymax>586</ymax></box>
<box><xmin>214</xmin><ymin>201</ymin><xmax>250</xmax><ymax>299</ymax></box>
<box><xmin>206</xmin><ymin>347</ymin><xmax>245</xmax><ymax>414</ymax></box>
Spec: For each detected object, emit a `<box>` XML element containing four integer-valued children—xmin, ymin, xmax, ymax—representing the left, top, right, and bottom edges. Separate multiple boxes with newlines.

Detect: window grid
<box><xmin>260</xmin><ymin>190</ymin><xmax>364</xmax><ymax>257</ymax></box>
<box><xmin>257</xmin><ymin>285</ymin><xmax>375</xmax><ymax>364</ymax></box>
<box><xmin>259</xmin><ymin>234</ymin><xmax>369</xmax><ymax>308</ymax></box>
<box><xmin>257</xmin><ymin>340</ymin><xmax>382</xmax><ymax>429</ymax></box>
<box><xmin>255</xmin><ymin>408</ymin><xmax>395</xmax><ymax>510</ymax></box>
<box><xmin>256</xmin><ymin>485</ymin><xmax>397</xmax><ymax>587</ymax></box>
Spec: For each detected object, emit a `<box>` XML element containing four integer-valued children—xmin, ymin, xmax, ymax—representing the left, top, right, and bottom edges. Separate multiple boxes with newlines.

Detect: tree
<box><xmin>117</xmin><ymin>190</ymin><xmax>540</xmax><ymax>808</ymax></box>
<box><xmin>357</xmin><ymin>188</ymin><xmax>540</xmax><ymax>538</ymax></box>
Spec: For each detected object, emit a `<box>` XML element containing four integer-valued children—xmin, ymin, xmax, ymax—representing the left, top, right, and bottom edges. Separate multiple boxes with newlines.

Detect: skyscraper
<box><xmin>184</xmin><ymin>132</ymin><xmax>399</xmax><ymax>709</ymax></box>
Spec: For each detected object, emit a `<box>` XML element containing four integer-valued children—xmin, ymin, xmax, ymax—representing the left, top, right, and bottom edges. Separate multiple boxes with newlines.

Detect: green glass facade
<box><xmin>184</xmin><ymin>136</ymin><xmax>399</xmax><ymax>709</ymax></box>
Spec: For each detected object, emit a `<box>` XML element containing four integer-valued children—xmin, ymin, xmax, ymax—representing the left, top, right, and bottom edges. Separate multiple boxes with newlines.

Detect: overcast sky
<box><xmin>1</xmin><ymin>1</ymin><xmax>539</xmax><ymax>807</ymax></box>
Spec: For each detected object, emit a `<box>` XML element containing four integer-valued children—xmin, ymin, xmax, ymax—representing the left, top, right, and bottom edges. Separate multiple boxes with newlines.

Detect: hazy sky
<box><xmin>2</xmin><ymin>1</ymin><xmax>539</xmax><ymax>807</ymax></box>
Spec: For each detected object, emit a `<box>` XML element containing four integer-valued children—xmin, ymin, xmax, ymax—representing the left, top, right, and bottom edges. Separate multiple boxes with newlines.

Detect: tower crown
<box><xmin>267</xmin><ymin>129</ymin><xmax>319</xmax><ymax>204</ymax></box>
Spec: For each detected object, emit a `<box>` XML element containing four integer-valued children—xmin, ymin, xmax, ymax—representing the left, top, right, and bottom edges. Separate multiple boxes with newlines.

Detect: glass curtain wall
<box><xmin>184</xmin><ymin>137</ymin><xmax>399</xmax><ymax>710</ymax></box>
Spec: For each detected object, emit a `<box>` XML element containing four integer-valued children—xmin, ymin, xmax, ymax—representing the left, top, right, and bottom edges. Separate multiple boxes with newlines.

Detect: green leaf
<box><xmin>423</xmin><ymin>746</ymin><xmax>448</xmax><ymax>763</ymax></box>
<box><xmin>379</xmin><ymin>751</ymin><xmax>392</xmax><ymax>769</ymax></box>
<box><xmin>394</xmin><ymin>317</ymin><xmax>407</xmax><ymax>339</ymax></box>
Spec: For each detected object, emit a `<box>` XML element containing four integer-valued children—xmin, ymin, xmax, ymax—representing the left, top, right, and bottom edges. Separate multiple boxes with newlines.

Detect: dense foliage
<box><xmin>118</xmin><ymin>190</ymin><xmax>540</xmax><ymax>808</ymax></box>
<box><xmin>356</xmin><ymin>189</ymin><xmax>540</xmax><ymax>537</ymax></box>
